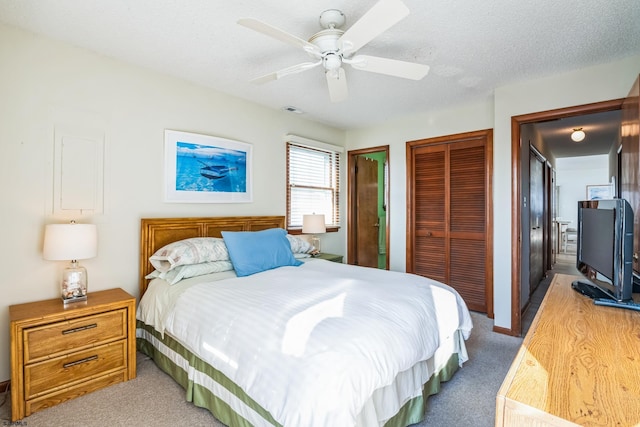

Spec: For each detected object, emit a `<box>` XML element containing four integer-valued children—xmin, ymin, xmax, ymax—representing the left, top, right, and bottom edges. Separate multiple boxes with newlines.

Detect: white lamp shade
<box><xmin>43</xmin><ymin>223</ymin><xmax>98</xmax><ymax>261</ymax></box>
<box><xmin>302</xmin><ymin>214</ymin><xmax>326</xmax><ymax>234</ymax></box>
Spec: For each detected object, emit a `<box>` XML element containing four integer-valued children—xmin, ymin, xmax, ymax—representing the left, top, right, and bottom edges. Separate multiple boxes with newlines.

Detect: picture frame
<box><xmin>164</xmin><ymin>130</ymin><xmax>252</xmax><ymax>203</ymax></box>
<box><xmin>586</xmin><ymin>184</ymin><xmax>613</xmax><ymax>201</ymax></box>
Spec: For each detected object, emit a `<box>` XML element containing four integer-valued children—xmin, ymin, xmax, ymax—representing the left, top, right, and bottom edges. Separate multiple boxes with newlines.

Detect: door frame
<box><xmin>347</xmin><ymin>145</ymin><xmax>390</xmax><ymax>268</ymax></box>
<box><xmin>509</xmin><ymin>98</ymin><xmax>624</xmax><ymax>336</ymax></box>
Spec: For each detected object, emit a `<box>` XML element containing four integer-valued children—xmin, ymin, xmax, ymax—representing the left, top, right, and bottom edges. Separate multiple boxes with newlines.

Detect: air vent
<box><xmin>282</xmin><ymin>106</ymin><xmax>304</xmax><ymax>114</ymax></box>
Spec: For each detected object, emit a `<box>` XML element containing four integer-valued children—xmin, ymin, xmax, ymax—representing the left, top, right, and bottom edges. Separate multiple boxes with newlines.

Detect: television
<box><xmin>572</xmin><ymin>198</ymin><xmax>640</xmax><ymax>311</ymax></box>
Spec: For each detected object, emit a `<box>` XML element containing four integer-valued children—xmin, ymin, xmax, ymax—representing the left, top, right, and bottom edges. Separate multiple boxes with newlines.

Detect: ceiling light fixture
<box><xmin>571</xmin><ymin>128</ymin><xmax>585</xmax><ymax>142</ymax></box>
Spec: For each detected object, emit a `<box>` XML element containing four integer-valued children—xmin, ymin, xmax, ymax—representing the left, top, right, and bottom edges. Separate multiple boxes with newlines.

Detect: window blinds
<box><xmin>286</xmin><ymin>141</ymin><xmax>341</xmax><ymax>228</ymax></box>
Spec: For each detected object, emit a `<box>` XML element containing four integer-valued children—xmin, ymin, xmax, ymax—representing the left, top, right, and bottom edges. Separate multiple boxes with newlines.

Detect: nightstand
<box><xmin>9</xmin><ymin>288</ymin><xmax>136</xmax><ymax>421</ymax></box>
<box><xmin>315</xmin><ymin>253</ymin><xmax>344</xmax><ymax>263</ymax></box>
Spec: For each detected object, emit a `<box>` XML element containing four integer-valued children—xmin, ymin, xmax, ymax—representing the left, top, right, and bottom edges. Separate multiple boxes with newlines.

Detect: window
<box><xmin>286</xmin><ymin>138</ymin><xmax>341</xmax><ymax>229</ymax></box>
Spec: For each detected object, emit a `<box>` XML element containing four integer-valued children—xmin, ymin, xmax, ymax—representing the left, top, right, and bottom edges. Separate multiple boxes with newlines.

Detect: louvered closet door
<box><xmin>448</xmin><ymin>141</ymin><xmax>487</xmax><ymax>312</ymax></box>
<box><xmin>412</xmin><ymin>145</ymin><xmax>447</xmax><ymax>282</ymax></box>
<box><xmin>408</xmin><ymin>131</ymin><xmax>491</xmax><ymax>314</ymax></box>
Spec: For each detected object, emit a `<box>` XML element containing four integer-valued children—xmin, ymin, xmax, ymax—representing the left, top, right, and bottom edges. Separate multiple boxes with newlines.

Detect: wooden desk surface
<box><xmin>496</xmin><ymin>274</ymin><xmax>640</xmax><ymax>427</ymax></box>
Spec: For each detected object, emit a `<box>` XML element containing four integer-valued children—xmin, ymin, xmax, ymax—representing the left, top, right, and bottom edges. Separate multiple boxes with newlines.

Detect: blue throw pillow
<box><xmin>221</xmin><ymin>228</ymin><xmax>302</xmax><ymax>277</ymax></box>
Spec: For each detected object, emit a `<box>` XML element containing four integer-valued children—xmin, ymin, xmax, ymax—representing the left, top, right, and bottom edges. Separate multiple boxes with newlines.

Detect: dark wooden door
<box><xmin>411</xmin><ymin>144</ymin><xmax>447</xmax><ymax>281</ymax></box>
<box><xmin>621</xmin><ymin>75</ymin><xmax>640</xmax><ymax>274</ymax></box>
<box><xmin>529</xmin><ymin>149</ymin><xmax>545</xmax><ymax>294</ymax></box>
<box><xmin>407</xmin><ymin>130</ymin><xmax>493</xmax><ymax>314</ymax></box>
<box><xmin>355</xmin><ymin>156</ymin><xmax>379</xmax><ymax>267</ymax></box>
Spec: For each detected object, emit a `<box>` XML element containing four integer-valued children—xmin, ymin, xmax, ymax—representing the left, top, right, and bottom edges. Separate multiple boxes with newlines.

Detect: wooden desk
<box><xmin>496</xmin><ymin>274</ymin><xmax>640</xmax><ymax>426</ymax></box>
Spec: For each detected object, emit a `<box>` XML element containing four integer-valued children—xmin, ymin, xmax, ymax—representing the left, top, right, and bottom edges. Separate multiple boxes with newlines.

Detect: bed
<box><xmin>136</xmin><ymin>216</ymin><xmax>473</xmax><ymax>427</ymax></box>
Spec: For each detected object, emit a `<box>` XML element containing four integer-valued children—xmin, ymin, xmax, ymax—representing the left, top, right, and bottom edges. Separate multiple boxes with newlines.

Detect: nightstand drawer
<box><xmin>24</xmin><ymin>339</ymin><xmax>127</xmax><ymax>399</ymax></box>
<box><xmin>24</xmin><ymin>309</ymin><xmax>127</xmax><ymax>363</ymax></box>
<box><xmin>26</xmin><ymin>370</ymin><xmax>128</xmax><ymax>416</ymax></box>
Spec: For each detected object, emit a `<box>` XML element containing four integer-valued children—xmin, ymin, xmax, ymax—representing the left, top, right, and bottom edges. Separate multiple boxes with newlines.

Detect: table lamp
<box><xmin>302</xmin><ymin>214</ymin><xmax>326</xmax><ymax>253</ymax></box>
<box><xmin>43</xmin><ymin>221</ymin><xmax>97</xmax><ymax>304</ymax></box>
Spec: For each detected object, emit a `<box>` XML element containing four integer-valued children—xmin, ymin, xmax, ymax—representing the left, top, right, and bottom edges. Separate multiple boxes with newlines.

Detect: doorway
<box><xmin>347</xmin><ymin>146</ymin><xmax>389</xmax><ymax>269</ymax></box>
<box><xmin>510</xmin><ymin>98</ymin><xmax>624</xmax><ymax>335</ymax></box>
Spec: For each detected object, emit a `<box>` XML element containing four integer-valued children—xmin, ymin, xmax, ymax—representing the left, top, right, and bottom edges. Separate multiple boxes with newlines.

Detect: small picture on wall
<box><xmin>586</xmin><ymin>184</ymin><xmax>613</xmax><ymax>201</ymax></box>
<box><xmin>164</xmin><ymin>130</ymin><xmax>252</xmax><ymax>203</ymax></box>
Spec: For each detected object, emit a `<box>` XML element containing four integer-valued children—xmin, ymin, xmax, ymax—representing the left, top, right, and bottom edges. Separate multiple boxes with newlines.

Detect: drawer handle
<box><xmin>63</xmin><ymin>355</ymin><xmax>98</xmax><ymax>368</ymax></box>
<box><xmin>62</xmin><ymin>323</ymin><xmax>97</xmax><ymax>335</ymax></box>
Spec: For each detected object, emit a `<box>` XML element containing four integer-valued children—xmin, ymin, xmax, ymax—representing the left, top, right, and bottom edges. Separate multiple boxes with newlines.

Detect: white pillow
<box><xmin>293</xmin><ymin>253</ymin><xmax>311</xmax><ymax>259</ymax></box>
<box><xmin>286</xmin><ymin>234</ymin><xmax>315</xmax><ymax>253</ymax></box>
<box><xmin>145</xmin><ymin>260</ymin><xmax>234</xmax><ymax>285</ymax></box>
<box><xmin>149</xmin><ymin>237</ymin><xmax>230</xmax><ymax>272</ymax></box>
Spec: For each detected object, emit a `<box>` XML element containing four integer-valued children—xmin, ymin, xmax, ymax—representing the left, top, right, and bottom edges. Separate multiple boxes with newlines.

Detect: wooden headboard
<box><xmin>139</xmin><ymin>216</ymin><xmax>285</xmax><ymax>296</ymax></box>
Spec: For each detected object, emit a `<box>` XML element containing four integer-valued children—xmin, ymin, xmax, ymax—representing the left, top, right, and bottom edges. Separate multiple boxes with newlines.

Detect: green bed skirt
<box><xmin>137</xmin><ymin>320</ymin><xmax>460</xmax><ymax>427</ymax></box>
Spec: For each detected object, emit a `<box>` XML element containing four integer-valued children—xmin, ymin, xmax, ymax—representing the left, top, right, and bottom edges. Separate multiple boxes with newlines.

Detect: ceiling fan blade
<box><xmin>326</xmin><ymin>68</ymin><xmax>348</xmax><ymax>103</ymax></box>
<box><xmin>238</xmin><ymin>18</ymin><xmax>321</xmax><ymax>56</ymax></box>
<box><xmin>339</xmin><ymin>0</ymin><xmax>409</xmax><ymax>55</ymax></box>
<box><xmin>250</xmin><ymin>61</ymin><xmax>322</xmax><ymax>84</ymax></box>
<box><xmin>348</xmin><ymin>55</ymin><xmax>429</xmax><ymax>80</ymax></box>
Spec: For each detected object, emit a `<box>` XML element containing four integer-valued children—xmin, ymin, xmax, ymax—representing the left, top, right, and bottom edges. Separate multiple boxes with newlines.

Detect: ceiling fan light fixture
<box><xmin>324</xmin><ymin>53</ymin><xmax>342</xmax><ymax>71</ymax></box>
<box><xmin>571</xmin><ymin>128</ymin><xmax>586</xmax><ymax>142</ymax></box>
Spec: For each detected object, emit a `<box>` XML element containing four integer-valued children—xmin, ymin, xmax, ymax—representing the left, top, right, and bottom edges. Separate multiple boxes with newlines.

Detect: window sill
<box><xmin>287</xmin><ymin>226</ymin><xmax>340</xmax><ymax>235</ymax></box>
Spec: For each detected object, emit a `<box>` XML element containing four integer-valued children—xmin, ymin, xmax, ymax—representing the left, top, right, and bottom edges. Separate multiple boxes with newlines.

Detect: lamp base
<box><xmin>310</xmin><ymin>235</ymin><xmax>321</xmax><ymax>253</ymax></box>
<box><xmin>63</xmin><ymin>295</ymin><xmax>87</xmax><ymax>305</ymax></box>
<box><xmin>61</xmin><ymin>261</ymin><xmax>88</xmax><ymax>304</ymax></box>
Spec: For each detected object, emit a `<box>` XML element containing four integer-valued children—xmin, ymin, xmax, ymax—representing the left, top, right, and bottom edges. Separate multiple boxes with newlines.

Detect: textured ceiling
<box><xmin>1</xmin><ymin>0</ymin><xmax>639</xmax><ymax>135</ymax></box>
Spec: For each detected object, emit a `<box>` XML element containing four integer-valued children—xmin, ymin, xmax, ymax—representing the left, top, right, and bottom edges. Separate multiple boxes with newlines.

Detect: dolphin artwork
<box><xmin>199</xmin><ymin>161</ymin><xmax>237</xmax><ymax>180</ymax></box>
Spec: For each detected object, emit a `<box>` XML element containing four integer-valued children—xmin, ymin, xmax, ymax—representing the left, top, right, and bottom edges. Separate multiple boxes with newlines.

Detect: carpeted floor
<box><xmin>4</xmin><ymin>258</ymin><xmax>582</xmax><ymax>427</ymax></box>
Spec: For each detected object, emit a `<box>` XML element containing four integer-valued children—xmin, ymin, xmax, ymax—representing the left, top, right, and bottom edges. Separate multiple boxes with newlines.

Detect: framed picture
<box><xmin>164</xmin><ymin>130</ymin><xmax>252</xmax><ymax>203</ymax></box>
<box><xmin>586</xmin><ymin>184</ymin><xmax>613</xmax><ymax>201</ymax></box>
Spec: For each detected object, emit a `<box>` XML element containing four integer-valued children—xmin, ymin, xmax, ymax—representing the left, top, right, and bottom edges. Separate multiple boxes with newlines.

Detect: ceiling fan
<box><xmin>237</xmin><ymin>0</ymin><xmax>429</xmax><ymax>103</ymax></box>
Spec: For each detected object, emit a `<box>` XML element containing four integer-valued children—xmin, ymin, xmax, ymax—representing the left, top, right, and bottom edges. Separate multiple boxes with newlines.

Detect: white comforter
<box><xmin>139</xmin><ymin>260</ymin><xmax>472</xmax><ymax>427</ymax></box>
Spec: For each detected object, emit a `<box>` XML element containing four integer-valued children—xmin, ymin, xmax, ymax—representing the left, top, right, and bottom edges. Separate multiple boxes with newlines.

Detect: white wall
<box><xmin>348</xmin><ymin>55</ymin><xmax>640</xmax><ymax>330</ymax></box>
<box><xmin>556</xmin><ymin>155</ymin><xmax>610</xmax><ymax>229</ymax></box>
<box><xmin>0</xmin><ymin>23</ymin><xmax>346</xmax><ymax>382</ymax></box>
